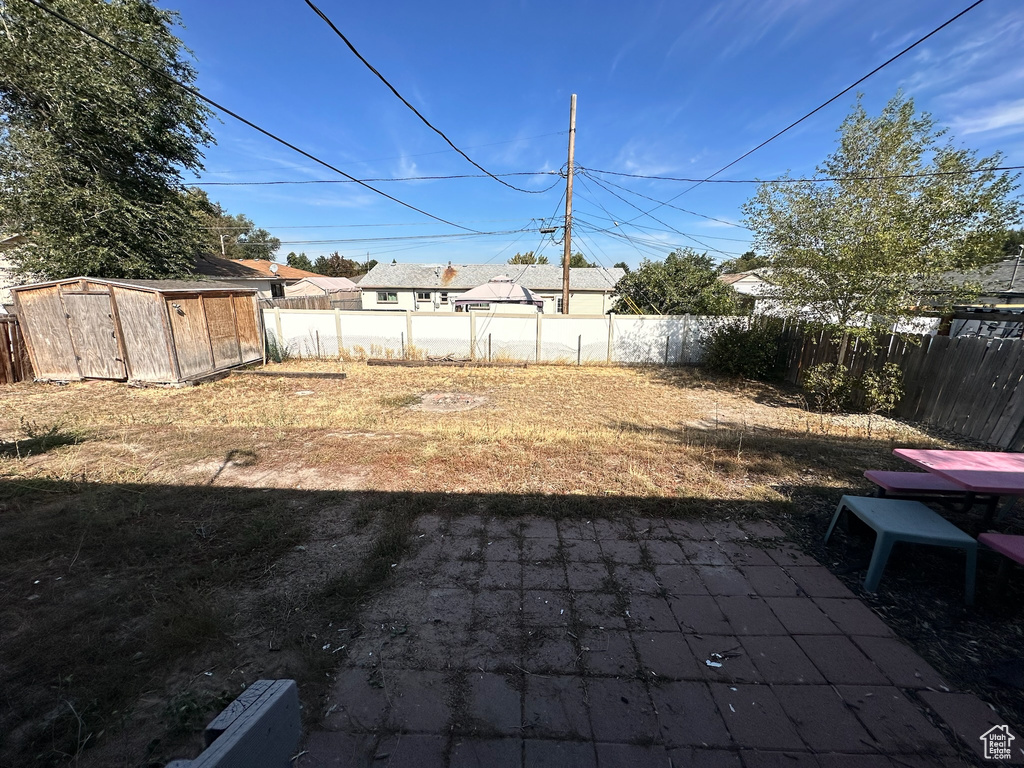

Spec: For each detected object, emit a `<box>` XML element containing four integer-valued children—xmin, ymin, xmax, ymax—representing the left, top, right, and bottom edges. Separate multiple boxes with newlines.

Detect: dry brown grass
<box><xmin>0</xmin><ymin>361</ymin><xmax>947</xmax><ymax>767</ymax></box>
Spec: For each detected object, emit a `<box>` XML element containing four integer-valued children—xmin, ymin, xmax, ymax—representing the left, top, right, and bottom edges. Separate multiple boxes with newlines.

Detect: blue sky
<box><xmin>165</xmin><ymin>0</ymin><xmax>1024</xmax><ymax>269</ymax></box>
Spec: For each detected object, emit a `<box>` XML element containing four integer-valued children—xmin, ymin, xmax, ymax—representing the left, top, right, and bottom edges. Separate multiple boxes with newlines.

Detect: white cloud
<box><xmin>949</xmin><ymin>98</ymin><xmax>1024</xmax><ymax>136</ymax></box>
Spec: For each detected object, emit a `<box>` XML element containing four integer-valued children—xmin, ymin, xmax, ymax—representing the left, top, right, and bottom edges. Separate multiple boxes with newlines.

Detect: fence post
<box><xmin>681</xmin><ymin>314</ymin><xmax>691</xmax><ymax>364</ymax></box>
<box><xmin>488</xmin><ymin>333</ymin><xmax>492</xmax><ymax>362</ymax></box>
<box><xmin>536</xmin><ymin>312</ymin><xmax>542</xmax><ymax>363</ymax></box>
<box><xmin>470</xmin><ymin>311</ymin><xmax>477</xmax><ymax>361</ymax></box>
<box><xmin>335</xmin><ymin>309</ymin><xmax>343</xmax><ymax>358</ymax></box>
<box><xmin>274</xmin><ymin>308</ymin><xmax>283</xmax><ymax>354</ymax></box>
<box><xmin>664</xmin><ymin>335</ymin><xmax>670</xmax><ymax>365</ymax></box>
<box><xmin>405</xmin><ymin>310</ymin><xmax>413</xmax><ymax>359</ymax></box>
<box><xmin>400</xmin><ymin>331</ymin><xmax>405</xmax><ymax>359</ymax></box>
<box><xmin>607</xmin><ymin>313</ymin><xmax>614</xmax><ymax>363</ymax></box>
<box><xmin>578</xmin><ymin>335</ymin><xmax>582</xmax><ymax>366</ymax></box>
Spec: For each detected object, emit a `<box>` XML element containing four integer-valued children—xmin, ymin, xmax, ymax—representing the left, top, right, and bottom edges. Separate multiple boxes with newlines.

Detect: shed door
<box><xmin>166</xmin><ymin>296</ymin><xmax>214</xmax><ymax>379</ymax></box>
<box><xmin>63</xmin><ymin>293</ymin><xmax>126</xmax><ymax>379</ymax></box>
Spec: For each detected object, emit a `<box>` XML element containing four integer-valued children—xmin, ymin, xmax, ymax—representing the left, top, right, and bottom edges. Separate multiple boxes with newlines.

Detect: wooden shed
<box><xmin>11</xmin><ymin>278</ymin><xmax>264</xmax><ymax>384</ymax></box>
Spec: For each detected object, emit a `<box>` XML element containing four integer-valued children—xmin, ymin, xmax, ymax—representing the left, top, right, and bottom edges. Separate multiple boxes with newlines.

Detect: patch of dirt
<box><xmin>410</xmin><ymin>392</ymin><xmax>488</xmax><ymax>412</ymax></box>
<box><xmin>184</xmin><ymin>459</ymin><xmax>368</xmax><ymax>490</ymax></box>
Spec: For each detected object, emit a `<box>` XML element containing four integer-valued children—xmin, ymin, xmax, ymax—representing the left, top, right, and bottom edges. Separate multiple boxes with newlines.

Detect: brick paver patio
<box><xmin>298</xmin><ymin>515</ymin><xmax>1021</xmax><ymax>767</ymax></box>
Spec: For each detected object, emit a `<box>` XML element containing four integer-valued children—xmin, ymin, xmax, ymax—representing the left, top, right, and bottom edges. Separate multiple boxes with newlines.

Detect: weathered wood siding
<box><xmin>14</xmin><ymin>285</ymin><xmax>79</xmax><ymax>379</ymax></box>
<box><xmin>62</xmin><ymin>292</ymin><xmax>125</xmax><ymax>379</ymax></box>
<box><xmin>111</xmin><ymin>287</ymin><xmax>175</xmax><ymax>382</ymax></box>
<box><xmin>203</xmin><ymin>295</ymin><xmax>242</xmax><ymax>369</ymax></box>
<box><xmin>0</xmin><ymin>316</ymin><xmax>31</xmax><ymax>384</ymax></box>
<box><xmin>234</xmin><ymin>294</ymin><xmax>263</xmax><ymax>362</ymax></box>
<box><xmin>166</xmin><ymin>296</ymin><xmax>214</xmax><ymax>379</ymax></box>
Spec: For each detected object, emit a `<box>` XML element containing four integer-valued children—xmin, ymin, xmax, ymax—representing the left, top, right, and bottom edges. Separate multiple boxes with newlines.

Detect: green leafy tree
<box><xmin>189</xmin><ymin>188</ymin><xmax>252</xmax><ymax>259</ymax></box>
<box><xmin>508</xmin><ymin>251</ymin><xmax>549</xmax><ymax>265</ymax></box>
<box><xmin>719</xmin><ymin>251</ymin><xmax>768</xmax><ymax>274</ymax></box>
<box><xmin>613</xmin><ymin>261</ymin><xmax>631</xmax><ymax>273</ymax></box>
<box><xmin>613</xmin><ymin>249</ymin><xmax>740</xmax><ymax>315</ymax></box>
<box><xmin>0</xmin><ymin>0</ymin><xmax>214</xmax><ymax>278</ymax></box>
<box><xmin>357</xmin><ymin>258</ymin><xmax>378</xmax><ymax>274</ymax></box>
<box><xmin>286</xmin><ymin>252</ymin><xmax>314</xmax><ymax>272</ymax></box>
<box><xmin>313</xmin><ymin>251</ymin><xmax>361</xmax><ymax>277</ymax></box>
<box><xmin>743</xmin><ymin>93</ymin><xmax>1020</xmax><ymax>330</ymax></box>
<box><xmin>568</xmin><ymin>252</ymin><xmax>594</xmax><ymax>268</ymax></box>
<box><xmin>1002</xmin><ymin>228</ymin><xmax>1024</xmax><ymax>258</ymax></box>
<box><xmin>238</xmin><ymin>227</ymin><xmax>280</xmax><ymax>261</ymax></box>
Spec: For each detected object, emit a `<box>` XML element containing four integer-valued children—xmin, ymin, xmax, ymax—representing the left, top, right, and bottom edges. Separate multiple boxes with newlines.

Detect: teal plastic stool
<box><xmin>824</xmin><ymin>495</ymin><xmax>977</xmax><ymax>605</ymax></box>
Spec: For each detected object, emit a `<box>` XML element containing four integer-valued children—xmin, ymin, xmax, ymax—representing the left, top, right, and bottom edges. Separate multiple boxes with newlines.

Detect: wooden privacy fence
<box><xmin>260</xmin><ymin>295</ymin><xmax>360</xmax><ymax>311</ymax></box>
<box><xmin>783</xmin><ymin>327</ymin><xmax>1024</xmax><ymax>451</ymax></box>
<box><xmin>0</xmin><ymin>315</ymin><xmax>31</xmax><ymax>384</ymax></box>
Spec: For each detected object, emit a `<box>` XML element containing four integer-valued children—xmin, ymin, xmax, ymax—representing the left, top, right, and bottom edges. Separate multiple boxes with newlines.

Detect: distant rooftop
<box><xmin>359</xmin><ymin>262</ymin><xmax>625</xmax><ymax>292</ymax></box>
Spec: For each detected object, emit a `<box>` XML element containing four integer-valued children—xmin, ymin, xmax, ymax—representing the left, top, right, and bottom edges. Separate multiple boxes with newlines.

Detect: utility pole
<box><xmin>561</xmin><ymin>93</ymin><xmax>576</xmax><ymax>315</ymax></box>
<box><xmin>220</xmin><ymin>234</ymin><xmax>228</xmax><ymax>256</ymax></box>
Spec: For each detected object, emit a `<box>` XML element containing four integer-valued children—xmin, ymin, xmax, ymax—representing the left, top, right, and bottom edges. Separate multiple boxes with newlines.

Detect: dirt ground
<box><xmin>0</xmin><ymin>361</ymin><xmax>1020</xmax><ymax>767</ymax></box>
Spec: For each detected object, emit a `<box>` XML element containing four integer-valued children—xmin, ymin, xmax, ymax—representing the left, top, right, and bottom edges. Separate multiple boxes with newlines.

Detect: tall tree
<box><xmin>286</xmin><ymin>252</ymin><xmax>314</xmax><ymax>271</ymax></box>
<box><xmin>0</xmin><ymin>0</ymin><xmax>214</xmax><ymax>278</ymax></box>
<box><xmin>238</xmin><ymin>227</ymin><xmax>280</xmax><ymax>261</ymax></box>
<box><xmin>743</xmin><ymin>93</ymin><xmax>1021</xmax><ymax>329</ymax></box>
<box><xmin>719</xmin><ymin>251</ymin><xmax>768</xmax><ymax>274</ymax></box>
<box><xmin>568</xmin><ymin>252</ymin><xmax>594</xmax><ymax>268</ymax></box>
<box><xmin>613</xmin><ymin>249</ymin><xmax>740</xmax><ymax>315</ymax></box>
<box><xmin>613</xmin><ymin>261</ymin><xmax>631</xmax><ymax>273</ymax></box>
<box><xmin>189</xmin><ymin>188</ymin><xmax>252</xmax><ymax>259</ymax></box>
<box><xmin>313</xmin><ymin>251</ymin><xmax>361</xmax><ymax>277</ymax></box>
<box><xmin>508</xmin><ymin>251</ymin><xmax>549</xmax><ymax>265</ymax></box>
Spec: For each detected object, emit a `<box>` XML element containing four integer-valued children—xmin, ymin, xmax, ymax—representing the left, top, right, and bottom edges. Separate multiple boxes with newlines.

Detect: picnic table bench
<box><xmin>824</xmin><ymin>495</ymin><xmax>977</xmax><ymax>605</ymax></box>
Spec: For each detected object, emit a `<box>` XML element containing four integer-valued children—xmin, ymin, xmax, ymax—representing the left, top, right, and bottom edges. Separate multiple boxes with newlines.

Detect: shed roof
<box><xmin>359</xmin><ymin>262</ymin><xmax>625</xmax><ymax>292</ymax></box>
<box><xmin>291</xmin><ymin>276</ymin><xmax>360</xmax><ymax>292</ymax></box>
<box><xmin>452</xmin><ymin>276</ymin><xmax>544</xmax><ymax>307</ymax></box>
<box><xmin>12</xmin><ymin>277</ymin><xmax>258</xmax><ymax>295</ymax></box>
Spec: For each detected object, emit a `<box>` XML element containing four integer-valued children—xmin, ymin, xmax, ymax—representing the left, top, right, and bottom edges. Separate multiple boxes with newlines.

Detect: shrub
<box><xmin>803</xmin><ymin>362</ymin><xmax>853</xmax><ymax>412</ymax></box>
<box><xmin>861</xmin><ymin>362</ymin><xmax>904</xmax><ymax>415</ymax></box>
<box><xmin>702</xmin><ymin>319</ymin><xmax>785</xmax><ymax>380</ymax></box>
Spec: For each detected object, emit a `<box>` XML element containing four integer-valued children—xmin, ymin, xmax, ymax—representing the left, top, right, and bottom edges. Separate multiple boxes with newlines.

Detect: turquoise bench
<box><xmin>824</xmin><ymin>495</ymin><xmax>977</xmax><ymax>605</ymax></box>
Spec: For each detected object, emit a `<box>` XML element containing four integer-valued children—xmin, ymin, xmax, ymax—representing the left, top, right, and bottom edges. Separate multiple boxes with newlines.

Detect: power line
<box><xmin>634</xmin><ymin>0</ymin><xmax>990</xmax><ymax>216</ymax></box>
<box><xmin>578</xmin><ymin>169</ymin><xmax>749</xmax><ymax>229</ymax></box>
<box><xmin>577</xmin><ymin>172</ymin><xmax>736</xmax><ymax>257</ymax></box>
<box><xmin>22</xmin><ymin>0</ymin><xmax>478</xmax><ymax>233</ymax></box>
<box><xmin>190</xmin><ymin>171</ymin><xmax>562</xmax><ymax>189</ymax></box>
<box><xmin>228</xmin><ymin>228</ymin><xmax>533</xmax><ymax>245</ymax></box>
<box><xmin>193</xmin><ymin>131</ymin><xmax>568</xmax><ymax>174</ymax></box>
<box><xmin>201</xmin><ymin>217</ymin><xmax>533</xmax><ymax>230</ymax></box>
<box><xmin>581</xmin><ymin>164</ymin><xmax>1024</xmax><ymax>185</ymax></box>
<box><xmin>304</xmin><ymin>0</ymin><xmax>544</xmax><ymax>195</ymax></box>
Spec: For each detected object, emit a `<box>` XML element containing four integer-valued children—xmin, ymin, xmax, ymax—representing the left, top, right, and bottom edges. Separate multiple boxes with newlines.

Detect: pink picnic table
<box><xmin>892</xmin><ymin>449</ymin><xmax>1024</xmax><ymax>496</ymax></box>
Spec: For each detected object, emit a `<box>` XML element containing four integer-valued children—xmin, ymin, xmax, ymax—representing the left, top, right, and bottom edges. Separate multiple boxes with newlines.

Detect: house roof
<box><xmin>0</xmin><ymin>234</ymin><xmax>29</xmax><ymax>251</ymax></box>
<box><xmin>230</xmin><ymin>259</ymin><xmax>320</xmax><ymax>279</ymax></box>
<box><xmin>955</xmin><ymin>256</ymin><xmax>1024</xmax><ymax>295</ymax></box>
<box><xmin>193</xmin><ymin>253</ymin><xmax>271</xmax><ymax>279</ymax></box>
<box><xmin>359</xmin><ymin>262</ymin><xmax>625</xmax><ymax>292</ymax></box>
<box><xmin>12</xmin><ymin>277</ymin><xmax>257</xmax><ymax>295</ymax></box>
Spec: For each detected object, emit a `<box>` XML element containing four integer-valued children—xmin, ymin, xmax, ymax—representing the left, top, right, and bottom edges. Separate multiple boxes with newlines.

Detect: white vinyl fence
<box><xmin>263</xmin><ymin>309</ymin><xmax>741</xmax><ymax>365</ymax></box>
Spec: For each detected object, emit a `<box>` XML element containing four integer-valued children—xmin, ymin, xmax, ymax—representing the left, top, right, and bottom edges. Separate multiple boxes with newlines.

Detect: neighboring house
<box><xmin>229</xmin><ymin>259</ymin><xmax>322</xmax><ymax>286</ymax></box>
<box><xmin>192</xmin><ymin>254</ymin><xmax>288</xmax><ymax>298</ymax></box>
<box><xmin>718</xmin><ymin>269</ymin><xmax>775</xmax><ymax>313</ymax></box>
<box><xmin>932</xmin><ymin>255</ymin><xmax>1024</xmax><ymax>338</ymax></box>
<box><xmin>359</xmin><ymin>262</ymin><xmax>625</xmax><ymax>314</ymax></box>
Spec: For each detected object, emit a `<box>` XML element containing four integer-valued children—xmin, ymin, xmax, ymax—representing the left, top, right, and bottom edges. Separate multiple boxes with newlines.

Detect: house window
<box><xmin>465</xmin><ymin>303</ymin><xmax>490</xmax><ymax>311</ymax></box>
<box><xmin>557</xmin><ymin>298</ymin><xmax>564</xmax><ymax>313</ymax></box>
<box><xmin>439</xmin><ymin>292</ymin><xmax>449</xmax><ymax>303</ymax></box>
<box><xmin>416</xmin><ymin>291</ymin><xmax>431</xmax><ymax>301</ymax></box>
<box><xmin>377</xmin><ymin>291</ymin><xmax>398</xmax><ymax>304</ymax></box>
<box><xmin>271</xmin><ymin>282</ymin><xmax>284</xmax><ymax>298</ymax></box>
